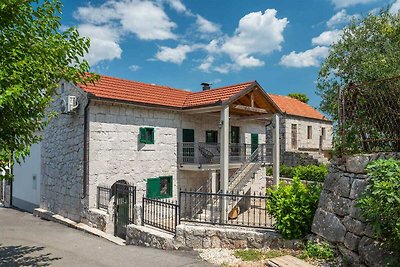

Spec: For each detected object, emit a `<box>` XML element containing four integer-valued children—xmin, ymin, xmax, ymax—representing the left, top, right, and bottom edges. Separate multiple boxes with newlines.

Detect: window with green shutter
<box><xmin>146</xmin><ymin>176</ymin><xmax>173</xmax><ymax>199</ymax></box>
<box><xmin>140</xmin><ymin>127</ymin><xmax>154</xmax><ymax>144</ymax></box>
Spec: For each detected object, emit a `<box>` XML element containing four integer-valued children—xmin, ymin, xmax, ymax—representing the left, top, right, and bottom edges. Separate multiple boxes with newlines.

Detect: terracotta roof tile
<box><xmin>78</xmin><ymin>75</ymin><xmax>190</xmax><ymax>108</ymax></box>
<box><xmin>268</xmin><ymin>94</ymin><xmax>329</xmax><ymax>121</ymax></box>
<box><xmin>78</xmin><ymin>74</ymin><xmax>255</xmax><ymax>109</ymax></box>
<box><xmin>183</xmin><ymin>81</ymin><xmax>255</xmax><ymax>108</ymax></box>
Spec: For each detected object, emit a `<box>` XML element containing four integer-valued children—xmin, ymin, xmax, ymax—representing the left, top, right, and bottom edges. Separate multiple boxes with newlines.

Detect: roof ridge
<box><xmin>191</xmin><ymin>80</ymin><xmax>257</xmax><ymax>94</ymax></box>
<box><xmin>95</xmin><ymin>73</ymin><xmax>191</xmax><ymax>94</ymax></box>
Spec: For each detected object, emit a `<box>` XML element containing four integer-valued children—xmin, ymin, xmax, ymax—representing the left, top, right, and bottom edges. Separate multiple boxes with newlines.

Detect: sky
<box><xmin>61</xmin><ymin>0</ymin><xmax>400</xmax><ymax>109</ymax></box>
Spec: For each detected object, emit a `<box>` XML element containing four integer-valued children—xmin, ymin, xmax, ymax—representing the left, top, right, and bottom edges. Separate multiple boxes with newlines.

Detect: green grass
<box><xmin>263</xmin><ymin>250</ymin><xmax>287</xmax><ymax>259</ymax></box>
<box><xmin>233</xmin><ymin>249</ymin><xmax>263</xmax><ymax>261</ymax></box>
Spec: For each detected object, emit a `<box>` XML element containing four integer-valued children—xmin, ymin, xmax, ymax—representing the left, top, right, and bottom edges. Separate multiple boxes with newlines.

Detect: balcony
<box><xmin>177</xmin><ymin>142</ymin><xmax>272</xmax><ymax>167</ymax></box>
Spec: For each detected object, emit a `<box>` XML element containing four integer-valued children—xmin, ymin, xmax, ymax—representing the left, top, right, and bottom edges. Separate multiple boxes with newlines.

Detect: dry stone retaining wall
<box><xmin>312</xmin><ymin>153</ymin><xmax>399</xmax><ymax>267</ymax></box>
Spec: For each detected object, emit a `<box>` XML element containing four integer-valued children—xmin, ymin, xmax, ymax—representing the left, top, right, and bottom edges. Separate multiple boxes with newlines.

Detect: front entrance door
<box><xmin>182</xmin><ymin>129</ymin><xmax>195</xmax><ymax>163</ymax></box>
<box><xmin>113</xmin><ymin>182</ymin><xmax>135</xmax><ymax>239</ymax></box>
<box><xmin>230</xmin><ymin>126</ymin><xmax>241</xmax><ymax>162</ymax></box>
<box><xmin>251</xmin><ymin>133</ymin><xmax>259</xmax><ymax>161</ymax></box>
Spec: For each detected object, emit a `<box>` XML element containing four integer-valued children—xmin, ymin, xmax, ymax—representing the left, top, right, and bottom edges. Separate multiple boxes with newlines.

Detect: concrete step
<box><xmin>268</xmin><ymin>255</ymin><xmax>315</xmax><ymax>267</ymax></box>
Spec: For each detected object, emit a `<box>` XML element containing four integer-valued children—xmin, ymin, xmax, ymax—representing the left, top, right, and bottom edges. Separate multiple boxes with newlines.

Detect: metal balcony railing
<box><xmin>177</xmin><ymin>142</ymin><xmax>272</xmax><ymax>165</ymax></box>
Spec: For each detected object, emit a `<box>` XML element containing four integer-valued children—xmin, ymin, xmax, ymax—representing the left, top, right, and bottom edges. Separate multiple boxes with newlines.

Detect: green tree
<box><xmin>287</xmin><ymin>93</ymin><xmax>309</xmax><ymax>103</ymax></box>
<box><xmin>317</xmin><ymin>10</ymin><xmax>400</xmax><ymax>120</ymax></box>
<box><xmin>0</xmin><ymin>0</ymin><xmax>97</xmax><ymax>179</ymax></box>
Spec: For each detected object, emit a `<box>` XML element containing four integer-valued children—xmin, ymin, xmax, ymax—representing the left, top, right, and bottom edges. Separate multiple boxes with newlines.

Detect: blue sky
<box><xmin>61</xmin><ymin>0</ymin><xmax>399</xmax><ymax>109</ymax></box>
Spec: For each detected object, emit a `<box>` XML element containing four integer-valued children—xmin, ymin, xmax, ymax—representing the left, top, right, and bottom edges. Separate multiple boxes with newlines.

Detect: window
<box><xmin>146</xmin><ymin>176</ymin><xmax>173</xmax><ymax>199</ymax></box>
<box><xmin>206</xmin><ymin>130</ymin><xmax>218</xmax><ymax>143</ymax></box>
<box><xmin>291</xmin><ymin>124</ymin><xmax>298</xmax><ymax>149</ymax></box>
<box><xmin>139</xmin><ymin>127</ymin><xmax>154</xmax><ymax>144</ymax></box>
<box><xmin>307</xmin><ymin>126</ymin><xmax>312</xmax><ymax>139</ymax></box>
<box><xmin>321</xmin><ymin>127</ymin><xmax>326</xmax><ymax>140</ymax></box>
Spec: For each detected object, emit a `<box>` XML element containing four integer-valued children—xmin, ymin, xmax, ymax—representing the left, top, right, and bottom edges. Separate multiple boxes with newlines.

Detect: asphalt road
<box><xmin>0</xmin><ymin>207</ymin><xmax>213</xmax><ymax>267</ymax></box>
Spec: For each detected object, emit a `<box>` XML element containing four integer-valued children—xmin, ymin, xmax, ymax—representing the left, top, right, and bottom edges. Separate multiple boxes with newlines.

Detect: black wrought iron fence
<box><xmin>142</xmin><ymin>197</ymin><xmax>179</xmax><ymax>233</ymax></box>
<box><xmin>179</xmin><ymin>190</ymin><xmax>274</xmax><ymax>229</ymax></box>
<box><xmin>339</xmin><ymin>76</ymin><xmax>400</xmax><ymax>154</ymax></box>
<box><xmin>97</xmin><ymin>185</ymin><xmax>112</xmax><ymax>211</ymax></box>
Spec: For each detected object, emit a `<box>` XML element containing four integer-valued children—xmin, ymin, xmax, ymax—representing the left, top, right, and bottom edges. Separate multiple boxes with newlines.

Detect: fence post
<box><xmin>141</xmin><ymin>197</ymin><xmax>145</xmax><ymax>226</ymax></box>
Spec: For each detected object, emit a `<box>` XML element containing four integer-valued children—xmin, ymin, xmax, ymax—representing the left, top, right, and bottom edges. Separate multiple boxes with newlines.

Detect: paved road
<box><xmin>0</xmin><ymin>208</ymin><xmax>213</xmax><ymax>267</ymax></box>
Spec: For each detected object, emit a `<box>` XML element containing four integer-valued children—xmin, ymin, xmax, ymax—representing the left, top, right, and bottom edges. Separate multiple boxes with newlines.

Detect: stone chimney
<box><xmin>201</xmin><ymin>83</ymin><xmax>211</xmax><ymax>91</ymax></box>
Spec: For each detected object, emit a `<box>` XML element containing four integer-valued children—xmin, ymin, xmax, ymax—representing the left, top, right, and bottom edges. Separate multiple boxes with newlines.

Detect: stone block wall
<box><xmin>41</xmin><ymin>82</ymin><xmax>87</xmax><ymax>221</ymax></box>
<box><xmin>312</xmin><ymin>153</ymin><xmax>399</xmax><ymax>267</ymax></box>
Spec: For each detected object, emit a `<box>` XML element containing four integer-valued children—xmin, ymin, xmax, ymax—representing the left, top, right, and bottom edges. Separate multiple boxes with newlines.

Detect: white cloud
<box><xmin>214</xmin><ymin>63</ymin><xmax>236</xmax><ymax>74</ymax></box>
<box><xmin>312</xmin><ymin>30</ymin><xmax>343</xmax><ymax>46</ymax></box>
<box><xmin>155</xmin><ymin>45</ymin><xmax>193</xmax><ymax>64</ymax></box>
<box><xmin>77</xmin><ymin>24</ymin><xmax>122</xmax><ymax>66</ymax></box>
<box><xmin>330</xmin><ymin>0</ymin><xmax>377</xmax><ymax>8</ymax></box>
<box><xmin>390</xmin><ymin>0</ymin><xmax>400</xmax><ymax>14</ymax></box>
<box><xmin>221</xmin><ymin>9</ymin><xmax>288</xmax><ymax>67</ymax></box>
<box><xmin>164</xmin><ymin>0</ymin><xmax>188</xmax><ymax>13</ymax></box>
<box><xmin>196</xmin><ymin>15</ymin><xmax>221</xmax><ymax>34</ymax></box>
<box><xmin>75</xmin><ymin>0</ymin><xmax>177</xmax><ymax>41</ymax></box>
<box><xmin>279</xmin><ymin>46</ymin><xmax>330</xmax><ymax>68</ymax></box>
<box><xmin>198</xmin><ymin>56</ymin><xmax>215</xmax><ymax>72</ymax></box>
<box><xmin>129</xmin><ymin>65</ymin><xmax>141</xmax><ymax>71</ymax></box>
<box><xmin>327</xmin><ymin>9</ymin><xmax>359</xmax><ymax>28</ymax></box>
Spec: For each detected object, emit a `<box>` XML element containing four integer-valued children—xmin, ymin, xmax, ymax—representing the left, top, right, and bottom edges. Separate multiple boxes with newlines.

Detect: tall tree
<box><xmin>317</xmin><ymin>10</ymin><xmax>400</xmax><ymax>120</ymax></box>
<box><xmin>287</xmin><ymin>93</ymin><xmax>309</xmax><ymax>103</ymax></box>
<box><xmin>0</xmin><ymin>0</ymin><xmax>97</xmax><ymax>179</ymax></box>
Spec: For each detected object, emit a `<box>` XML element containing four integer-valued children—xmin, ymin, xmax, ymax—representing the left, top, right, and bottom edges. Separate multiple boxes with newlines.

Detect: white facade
<box><xmin>283</xmin><ymin>116</ymin><xmax>333</xmax><ymax>152</ymax></box>
<box><xmin>12</xmin><ymin>142</ymin><xmax>42</xmax><ymax>212</ymax></box>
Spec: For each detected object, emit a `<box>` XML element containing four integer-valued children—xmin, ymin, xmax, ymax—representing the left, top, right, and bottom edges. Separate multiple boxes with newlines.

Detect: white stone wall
<box><xmin>88</xmin><ymin>101</ymin><xmax>181</xmax><ymax>208</ymax></box>
<box><xmin>88</xmin><ymin>105</ymin><xmax>268</xmax><ymax>208</ymax></box>
<box><xmin>283</xmin><ymin>116</ymin><xmax>332</xmax><ymax>151</ymax></box>
<box><xmin>41</xmin><ymin>82</ymin><xmax>87</xmax><ymax>221</ymax></box>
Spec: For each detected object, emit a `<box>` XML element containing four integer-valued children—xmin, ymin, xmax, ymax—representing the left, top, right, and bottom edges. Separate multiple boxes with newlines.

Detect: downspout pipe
<box><xmin>82</xmin><ymin>94</ymin><xmax>91</xmax><ymax>199</ymax></box>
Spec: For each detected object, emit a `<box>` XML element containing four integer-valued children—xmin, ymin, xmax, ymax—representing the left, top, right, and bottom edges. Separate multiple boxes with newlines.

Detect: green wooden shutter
<box><xmin>146</xmin><ymin>178</ymin><xmax>160</xmax><ymax>198</ymax></box>
<box><xmin>251</xmin><ymin>133</ymin><xmax>259</xmax><ymax>153</ymax></box>
<box><xmin>139</xmin><ymin>127</ymin><xmax>146</xmax><ymax>143</ymax></box>
<box><xmin>149</xmin><ymin>128</ymin><xmax>155</xmax><ymax>144</ymax></box>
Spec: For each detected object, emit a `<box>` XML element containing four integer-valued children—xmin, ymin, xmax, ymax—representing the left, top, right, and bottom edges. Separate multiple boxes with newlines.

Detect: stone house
<box><xmin>266</xmin><ymin>94</ymin><xmax>333</xmax><ymax>166</ymax></box>
<box><xmin>11</xmin><ymin>74</ymin><xmax>331</xmax><ymax>236</ymax></box>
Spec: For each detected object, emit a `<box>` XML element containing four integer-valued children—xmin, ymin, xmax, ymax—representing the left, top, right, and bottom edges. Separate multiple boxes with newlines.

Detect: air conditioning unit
<box><xmin>60</xmin><ymin>95</ymin><xmax>79</xmax><ymax>114</ymax></box>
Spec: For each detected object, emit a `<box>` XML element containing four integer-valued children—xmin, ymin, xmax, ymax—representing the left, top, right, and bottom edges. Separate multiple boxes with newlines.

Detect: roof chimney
<box><xmin>201</xmin><ymin>82</ymin><xmax>211</xmax><ymax>91</ymax></box>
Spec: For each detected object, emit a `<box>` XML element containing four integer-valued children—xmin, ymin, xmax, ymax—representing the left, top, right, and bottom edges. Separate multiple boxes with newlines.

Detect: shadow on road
<box><xmin>0</xmin><ymin>244</ymin><xmax>61</xmax><ymax>266</ymax></box>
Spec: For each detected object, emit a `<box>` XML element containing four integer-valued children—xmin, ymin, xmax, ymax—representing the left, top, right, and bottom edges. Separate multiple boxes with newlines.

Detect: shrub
<box><xmin>292</xmin><ymin>164</ymin><xmax>328</xmax><ymax>182</ymax></box>
<box><xmin>357</xmin><ymin>158</ymin><xmax>400</xmax><ymax>253</ymax></box>
<box><xmin>302</xmin><ymin>241</ymin><xmax>335</xmax><ymax>260</ymax></box>
<box><xmin>266</xmin><ymin>164</ymin><xmax>294</xmax><ymax>178</ymax></box>
<box><xmin>266</xmin><ymin>177</ymin><xmax>322</xmax><ymax>239</ymax></box>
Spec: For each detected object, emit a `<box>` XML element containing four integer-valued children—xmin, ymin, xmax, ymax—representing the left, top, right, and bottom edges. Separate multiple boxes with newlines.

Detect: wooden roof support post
<box><xmin>272</xmin><ymin>114</ymin><xmax>280</xmax><ymax>187</ymax></box>
<box><xmin>219</xmin><ymin>105</ymin><xmax>229</xmax><ymax>223</ymax></box>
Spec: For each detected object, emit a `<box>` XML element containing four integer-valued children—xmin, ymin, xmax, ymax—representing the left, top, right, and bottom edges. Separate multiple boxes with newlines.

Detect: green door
<box><xmin>251</xmin><ymin>133</ymin><xmax>259</xmax><ymax>154</ymax></box>
<box><xmin>182</xmin><ymin>129</ymin><xmax>195</xmax><ymax>162</ymax></box>
<box><xmin>231</xmin><ymin>126</ymin><xmax>240</xmax><ymax>144</ymax></box>
<box><xmin>230</xmin><ymin>127</ymin><xmax>240</xmax><ymax>162</ymax></box>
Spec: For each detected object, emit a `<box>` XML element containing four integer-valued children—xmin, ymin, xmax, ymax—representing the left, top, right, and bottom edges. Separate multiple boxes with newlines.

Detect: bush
<box><xmin>357</xmin><ymin>159</ymin><xmax>400</xmax><ymax>253</ymax></box>
<box><xmin>266</xmin><ymin>164</ymin><xmax>328</xmax><ymax>182</ymax></box>
<box><xmin>266</xmin><ymin>177</ymin><xmax>322</xmax><ymax>239</ymax></box>
<box><xmin>302</xmin><ymin>241</ymin><xmax>335</xmax><ymax>260</ymax></box>
<box><xmin>266</xmin><ymin>164</ymin><xmax>294</xmax><ymax>178</ymax></box>
<box><xmin>292</xmin><ymin>165</ymin><xmax>328</xmax><ymax>182</ymax></box>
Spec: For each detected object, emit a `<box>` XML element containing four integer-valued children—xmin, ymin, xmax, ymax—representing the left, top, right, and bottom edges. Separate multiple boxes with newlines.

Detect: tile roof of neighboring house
<box><xmin>78</xmin><ymin>74</ymin><xmax>255</xmax><ymax>109</ymax></box>
<box><xmin>268</xmin><ymin>94</ymin><xmax>330</xmax><ymax>121</ymax></box>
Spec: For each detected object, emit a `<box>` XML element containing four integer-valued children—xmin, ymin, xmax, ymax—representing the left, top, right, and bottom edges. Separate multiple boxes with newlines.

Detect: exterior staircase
<box><xmin>192</xmin><ymin>148</ymin><xmax>265</xmax><ymax>220</ymax></box>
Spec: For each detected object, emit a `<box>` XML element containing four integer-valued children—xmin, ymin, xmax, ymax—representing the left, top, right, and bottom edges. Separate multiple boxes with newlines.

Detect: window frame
<box><xmin>139</xmin><ymin>127</ymin><xmax>155</xmax><ymax>144</ymax></box>
<box><xmin>307</xmin><ymin>126</ymin><xmax>312</xmax><ymax>140</ymax></box>
<box><xmin>321</xmin><ymin>127</ymin><xmax>326</xmax><ymax>140</ymax></box>
<box><xmin>205</xmin><ymin>130</ymin><xmax>218</xmax><ymax>143</ymax></box>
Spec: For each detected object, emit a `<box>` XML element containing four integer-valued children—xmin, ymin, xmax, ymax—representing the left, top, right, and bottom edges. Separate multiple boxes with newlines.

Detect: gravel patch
<box><xmin>198</xmin><ymin>248</ymin><xmax>241</xmax><ymax>266</ymax></box>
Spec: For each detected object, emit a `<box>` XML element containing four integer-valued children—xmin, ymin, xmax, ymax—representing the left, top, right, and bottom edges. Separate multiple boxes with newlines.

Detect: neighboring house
<box><xmin>11</xmin><ymin>74</ymin><xmax>331</xmax><ymax>237</ymax></box>
<box><xmin>266</xmin><ymin>94</ymin><xmax>333</xmax><ymax>165</ymax></box>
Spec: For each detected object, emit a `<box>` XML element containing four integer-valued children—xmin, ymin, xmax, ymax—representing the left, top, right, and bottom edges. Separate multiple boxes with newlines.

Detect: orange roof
<box><xmin>268</xmin><ymin>94</ymin><xmax>329</xmax><ymax>121</ymax></box>
<box><xmin>78</xmin><ymin>74</ymin><xmax>255</xmax><ymax>109</ymax></box>
<box><xmin>183</xmin><ymin>81</ymin><xmax>255</xmax><ymax>107</ymax></box>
